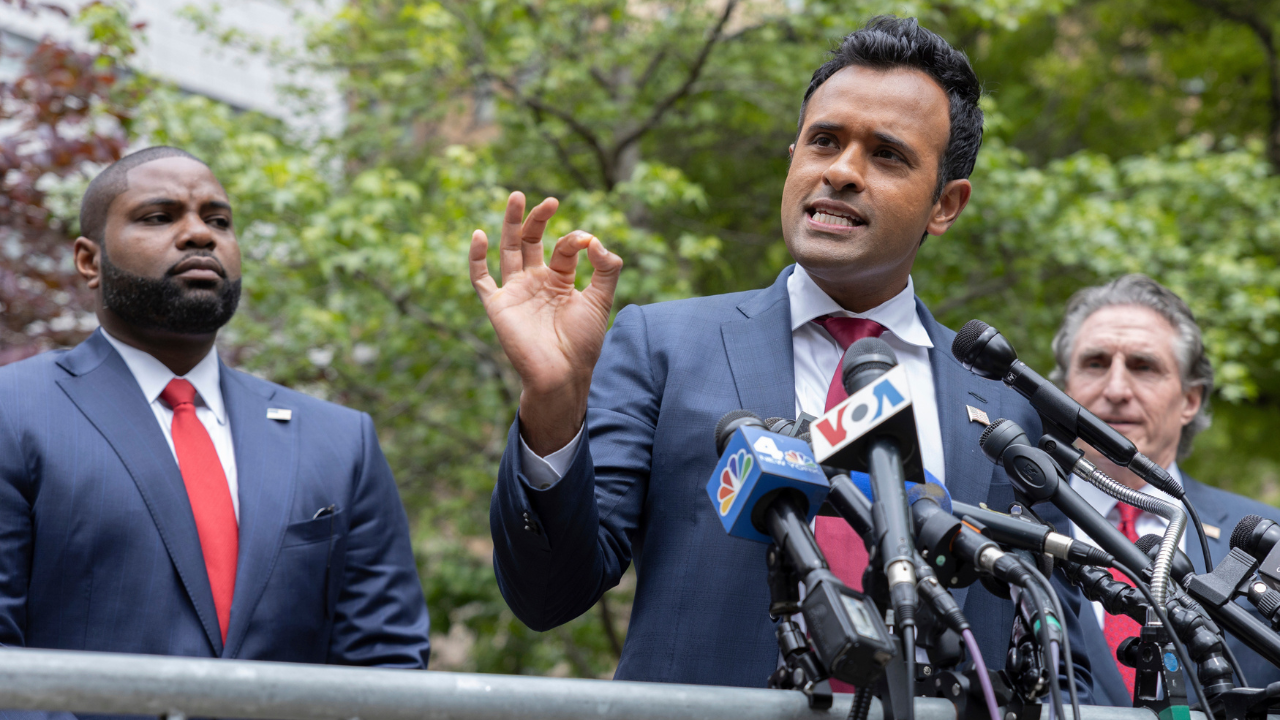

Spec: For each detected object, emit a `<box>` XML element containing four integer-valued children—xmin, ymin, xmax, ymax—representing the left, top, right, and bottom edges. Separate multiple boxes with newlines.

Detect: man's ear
<box><xmin>1180</xmin><ymin>385</ymin><xmax>1205</xmax><ymax>427</ymax></box>
<box><xmin>925</xmin><ymin>178</ymin><xmax>973</xmax><ymax>237</ymax></box>
<box><xmin>74</xmin><ymin>237</ymin><xmax>102</xmax><ymax>290</ymax></box>
<box><xmin>788</xmin><ymin>144</ymin><xmax>795</xmax><ymax>159</ymax></box>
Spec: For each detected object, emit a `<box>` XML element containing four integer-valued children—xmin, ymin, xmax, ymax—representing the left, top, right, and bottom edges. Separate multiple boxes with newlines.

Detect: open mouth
<box><xmin>806</xmin><ymin>203</ymin><xmax>867</xmax><ymax>230</ymax></box>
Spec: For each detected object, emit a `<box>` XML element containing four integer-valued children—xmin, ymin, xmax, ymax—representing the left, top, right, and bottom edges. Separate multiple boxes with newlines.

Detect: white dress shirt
<box><xmin>1070</xmin><ymin>464</ymin><xmax>1185</xmax><ymax>628</ymax></box>
<box><xmin>519</xmin><ymin>265</ymin><xmax>946</xmax><ymax>488</ymax></box>
<box><xmin>101</xmin><ymin>330</ymin><xmax>240</xmax><ymax>519</ymax></box>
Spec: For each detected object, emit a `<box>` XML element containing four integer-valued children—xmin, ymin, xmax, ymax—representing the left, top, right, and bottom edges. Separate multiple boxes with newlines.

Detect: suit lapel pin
<box><xmin>1204</xmin><ymin>524</ymin><xmax>1221</xmax><ymax>540</ymax></box>
<box><xmin>965</xmin><ymin>405</ymin><xmax>991</xmax><ymax>426</ymax></box>
<box><xmin>267</xmin><ymin>408</ymin><xmax>292</xmax><ymax>421</ymax></box>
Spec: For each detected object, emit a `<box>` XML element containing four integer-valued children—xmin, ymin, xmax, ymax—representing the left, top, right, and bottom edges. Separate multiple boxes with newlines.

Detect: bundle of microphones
<box><xmin>705</xmin><ymin>320</ymin><xmax>1280</xmax><ymax>720</ymax></box>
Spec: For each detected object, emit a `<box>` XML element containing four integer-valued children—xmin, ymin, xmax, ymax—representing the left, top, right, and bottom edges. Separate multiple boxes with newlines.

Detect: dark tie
<box><xmin>161</xmin><ymin>378</ymin><xmax>238</xmax><ymax>643</ymax></box>
<box><xmin>1104</xmin><ymin>503</ymin><xmax>1143</xmax><ymax>698</ymax></box>
<box><xmin>810</xmin><ymin>316</ymin><xmax>885</xmax><ymax>692</ymax></box>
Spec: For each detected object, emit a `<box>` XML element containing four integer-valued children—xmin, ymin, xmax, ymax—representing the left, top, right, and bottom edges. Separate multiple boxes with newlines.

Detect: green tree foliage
<box><xmin>3</xmin><ymin>0</ymin><xmax>1280</xmax><ymax>676</ymax></box>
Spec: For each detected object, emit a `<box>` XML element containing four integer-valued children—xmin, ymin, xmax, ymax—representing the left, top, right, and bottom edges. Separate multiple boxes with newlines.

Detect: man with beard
<box><xmin>472</xmin><ymin>16</ymin><xmax>1094</xmax><ymax>699</ymax></box>
<box><xmin>0</xmin><ymin>147</ymin><xmax>430</xmax><ymax>672</ymax></box>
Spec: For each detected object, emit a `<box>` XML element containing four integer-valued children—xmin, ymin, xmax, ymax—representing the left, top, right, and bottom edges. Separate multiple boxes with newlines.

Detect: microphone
<box><xmin>764</xmin><ymin>415</ymin><xmax>815</xmax><ymax>439</ymax></box>
<box><xmin>951</xmin><ymin>501</ymin><xmax>1114</xmax><ymax>567</ymax></box>
<box><xmin>906</xmin><ymin>481</ymin><xmax>1038</xmax><ymax>590</ymax></box>
<box><xmin>977</xmin><ymin>418</ymin><xmax>1153</xmax><ymax>575</ymax></box>
<box><xmin>952</xmin><ymin>320</ymin><xmax>1185</xmax><ymax>500</ymax></box>
<box><xmin>811</xmin><ymin>337</ymin><xmax>920</xmax><ymax>630</ymax></box>
<box><xmin>1136</xmin><ymin>533</ymin><xmax>1280</xmax><ymax>667</ymax></box>
<box><xmin>1230</xmin><ymin>514</ymin><xmax>1280</xmax><ymax>562</ymax></box>
<box><xmin>706</xmin><ymin>410</ymin><xmax>895</xmax><ymax>686</ymax></box>
<box><xmin>1230</xmin><ymin>515</ymin><xmax>1280</xmax><ymax>591</ymax></box>
<box><xmin>708</xmin><ymin>411</ymin><xmax>830</xmax><ymax>543</ymax></box>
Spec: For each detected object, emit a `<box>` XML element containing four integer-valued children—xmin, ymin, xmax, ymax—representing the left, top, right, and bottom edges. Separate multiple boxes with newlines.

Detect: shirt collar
<box><xmin>787</xmin><ymin>264</ymin><xmax>933</xmax><ymax>348</ymax></box>
<box><xmin>100</xmin><ymin>329</ymin><xmax>227</xmax><ymax>425</ymax></box>
<box><xmin>1073</xmin><ymin>462</ymin><xmax>1182</xmax><ymax>518</ymax></box>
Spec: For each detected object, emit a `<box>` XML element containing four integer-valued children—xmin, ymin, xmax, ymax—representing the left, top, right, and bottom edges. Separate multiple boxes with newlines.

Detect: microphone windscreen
<box><xmin>1136</xmin><ymin>533</ymin><xmax>1161</xmax><ymax>554</ymax></box>
<box><xmin>715</xmin><ymin>409</ymin><xmax>762</xmax><ymax>454</ymax></box>
<box><xmin>905</xmin><ymin>479</ymin><xmax>953</xmax><ymax>515</ymax></box>
<box><xmin>841</xmin><ymin>336</ymin><xmax>898</xmax><ymax>394</ymax></box>
<box><xmin>951</xmin><ymin>320</ymin><xmax>990</xmax><ymax>363</ymax></box>
<box><xmin>1231</xmin><ymin>514</ymin><xmax>1265</xmax><ymax>551</ymax></box>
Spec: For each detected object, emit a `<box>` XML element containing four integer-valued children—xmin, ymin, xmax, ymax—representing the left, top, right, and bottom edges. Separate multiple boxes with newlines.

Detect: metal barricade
<box><xmin>0</xmin><ymin>648</ymin><xmax>1201</xmax><ymax>720</ymax></box>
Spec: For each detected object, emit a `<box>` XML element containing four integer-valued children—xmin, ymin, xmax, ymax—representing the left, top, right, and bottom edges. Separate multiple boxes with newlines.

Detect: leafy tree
<box><xmin>0</xmin><ymin>0</ymin><xmax>143</xmax><ymax>362</ymax></box>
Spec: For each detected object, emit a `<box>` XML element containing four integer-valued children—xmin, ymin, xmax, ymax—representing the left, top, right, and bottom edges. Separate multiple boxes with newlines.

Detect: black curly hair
<box><xmin>797</xmin><ymin>16</ymin><xmax>983</xmax><ymax>201</ymax></box>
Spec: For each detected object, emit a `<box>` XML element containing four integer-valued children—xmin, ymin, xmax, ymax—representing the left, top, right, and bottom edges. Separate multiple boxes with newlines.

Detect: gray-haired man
<box><xmin>1052</xmin><ymin>273</ymin><xmax>1280</xmax><ymax>705</ymax></box>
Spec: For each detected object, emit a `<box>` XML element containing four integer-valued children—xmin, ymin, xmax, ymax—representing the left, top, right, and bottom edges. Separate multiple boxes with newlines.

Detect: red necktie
<box><xmin>1104</xmin><ymin>503</ymin><xmax>1143</xmax><ymax>697</ymax></box>
<box><xmin>811</xmin><ymin>316</ymin><xmax>884</xmax><ymax>692</ymax></box>
<box><xmin>161</xmin><ymin>378</ymin><xmax>238</xmax><ymax>643</ymax></box>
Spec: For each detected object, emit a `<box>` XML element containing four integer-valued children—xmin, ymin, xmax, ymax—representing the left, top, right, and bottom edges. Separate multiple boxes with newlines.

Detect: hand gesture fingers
<box><xmin>469</xmin><ymin>228</ymin><xmax>498</xmax><ymax>302</ymax></box>
<box><xmin>520</xmin><ymin>197</ymin><xmax>559</xmax><ymax>269</ymax></box>
<box><xmin>582</xmin><ymin>236</ymin><xmax>623</xmax><ymax>312</ymax></box>
<box><xmin>498</xmin><ymin>192</ymin><xmax>528</xmax><ymax>282</ymax></box>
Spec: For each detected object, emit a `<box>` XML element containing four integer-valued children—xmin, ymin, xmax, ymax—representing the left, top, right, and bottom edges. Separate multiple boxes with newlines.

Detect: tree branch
<box><xmin>530</xmin><ymin>106</ymin><xmax>596</xmax><ymax>189</ymax></box>
<box><xmin>611</xmin><ymin>0</ymin><xmax>740</xmax><ymax>155</ymax></box>
<box><xmin>495</xmin><ymin>74</ymin><xmax>615</xmax><ymax>188</ymax></box>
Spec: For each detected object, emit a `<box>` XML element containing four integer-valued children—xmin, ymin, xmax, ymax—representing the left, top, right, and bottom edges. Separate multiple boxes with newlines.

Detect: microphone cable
<box><xmin>1184</xmin><ymin>501</ymin><xmax>1214</xmax><ymax>574</ymax></box>
<box><xmin>1109</xmin><ymin>561</ymin><xmax>1209</xmax><ymax>712</ymax></box>
<box><xmin>1018</xmin><ymin>559</ymin><xmax>1080</xmax><ymax>720</ymax></box>
<box><xmin>1007</xmin><ymin>560</ymin><xmax>1067</xmax><ymax>720</ymax></box>
<box><xmin>960</xmin><ymin>627</ymin><xmax>1001</xmax><ymax>720</ymax></box>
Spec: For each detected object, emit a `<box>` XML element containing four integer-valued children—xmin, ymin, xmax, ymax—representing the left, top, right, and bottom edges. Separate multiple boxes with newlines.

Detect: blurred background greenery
<box><xmin>2</xmin><ymin>0</ymin><xmax>1278</xmax><ymax>679</ymax></box>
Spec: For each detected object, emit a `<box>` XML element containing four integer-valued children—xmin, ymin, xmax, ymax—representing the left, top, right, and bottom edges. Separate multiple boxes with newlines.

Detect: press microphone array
<box><xmin>951</xmin><ymin>319</ymin><xmax>1216</xmax><ymax>575</ymax></box>
<box><xmin>705</xmin><ymin>315</ymin><xmax>1280</xmax><ymax>720</ymax></box>
<box><xmin>947</xmin><ymin>317</ymin><xmax>1280</xmax><ymax>719</ymax></box>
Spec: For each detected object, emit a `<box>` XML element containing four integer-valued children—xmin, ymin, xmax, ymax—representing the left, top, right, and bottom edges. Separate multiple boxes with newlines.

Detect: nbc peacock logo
<box><xmin>718</xmin><ymin>450</ymin><xmax>752</xmax><ymax>516</ymax></box>
<box><xmin>783</xmin><ymin>449</ymin><xmax>817</xmax><ymax>468</ymax></box>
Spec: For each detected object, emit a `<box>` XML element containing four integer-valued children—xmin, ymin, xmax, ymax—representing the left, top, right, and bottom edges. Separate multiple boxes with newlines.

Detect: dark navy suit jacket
<box><xmin>1083</xmin><ymin>474</ymin><xmax>1280</xmax><ymax>706</ymax></box>
<box><xmin>491</xmin><ymin>266</ymin><xmax>1095</xmax><ymax>698</ymax></box>
<box><xmin>0</xmin><ymin>330</ymin><xmax>430</xmax><ymax>669</ymax></box>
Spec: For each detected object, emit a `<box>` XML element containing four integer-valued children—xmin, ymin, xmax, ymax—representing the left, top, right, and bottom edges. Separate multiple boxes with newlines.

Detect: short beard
<box><xmin>100</xmin><ymin>251</ymin><xmax>241</xmax><ymax>335</ymax></box>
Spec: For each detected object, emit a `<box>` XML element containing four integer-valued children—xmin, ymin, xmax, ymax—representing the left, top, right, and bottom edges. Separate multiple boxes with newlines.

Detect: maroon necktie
<box><xmin>1104</xmin><ymin>503</ymin><xmax>1143</xmax><ymax>697</ymax></box>
<box><xmin>810</xmin><ymin>316</ymin><xmax>885</xmax><ymax>692</ymax></box>
<box><xmin>161</xmin><ymin>378</ymin><xmax>238</xmax><ymax>643</ymax></box>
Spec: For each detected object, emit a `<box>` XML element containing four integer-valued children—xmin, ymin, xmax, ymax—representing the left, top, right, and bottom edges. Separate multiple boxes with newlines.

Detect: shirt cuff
<box><xmin>518</xmin><ymin>422</ymin><xmax>585</xmax><ymax>490</ymax></box>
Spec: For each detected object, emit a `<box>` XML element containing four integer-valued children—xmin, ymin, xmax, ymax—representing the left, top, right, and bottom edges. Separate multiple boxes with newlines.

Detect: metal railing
<box><xmin>0</xmin><ymin>648</ymin><xmax>1201</xmax><ymax>720</ymax></box>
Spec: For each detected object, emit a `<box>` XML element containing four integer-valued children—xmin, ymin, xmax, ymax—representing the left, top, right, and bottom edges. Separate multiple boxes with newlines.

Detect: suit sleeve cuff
<box><xmin>517</xmin><ymin>421</ymin><xmax>585</xmax><ymax>490</ymax></box>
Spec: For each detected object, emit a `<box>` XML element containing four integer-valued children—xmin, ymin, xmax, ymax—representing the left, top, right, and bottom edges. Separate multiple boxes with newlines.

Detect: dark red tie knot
<box><xmin>161</xmin><ymin>378</ymin><xmax>198</xmax><ymax>409</ymax></box>
<box><xmin>812</xmin><ymin>316</ymin><xmax>886</xmax><ymax>351</ymax></box>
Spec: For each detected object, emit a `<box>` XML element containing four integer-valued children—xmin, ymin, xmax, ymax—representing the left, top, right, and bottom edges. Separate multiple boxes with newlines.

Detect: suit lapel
<box><xmin>220</xmin><ymin>366</ymin><xmax>299</xmax><ymax>658</ymax></box>
<box><xmin>55</xmin><ymin>331</ymin><xmax>224</xmax><ymax>654</ymax></box>
<box><xmin>916</xmin><ymin>300</ymin><xmax>1001</xmax><ymax>506</ymax></box>
<box><xmin>722</xmin><ymin>267</ymin><xmax>796</xmax><ymax>421</ymax></box>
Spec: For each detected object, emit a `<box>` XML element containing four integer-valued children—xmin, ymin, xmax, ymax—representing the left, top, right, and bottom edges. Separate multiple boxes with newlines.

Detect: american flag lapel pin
<box><xmin>965</xmin><ymin>405</ymin><xmax>990</xmax><ymax>426</ymax></box>
<box><xmin>267</xmin><ymin>408</ymin><xmax>292</xmax><ymax>421</ymax></box>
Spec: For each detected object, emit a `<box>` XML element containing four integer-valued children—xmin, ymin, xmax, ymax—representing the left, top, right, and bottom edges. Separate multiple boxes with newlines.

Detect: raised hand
<box><xmin>470</xmin><ymin>191</ymin><xmax>623</xmax><ymax>455</ymax></box>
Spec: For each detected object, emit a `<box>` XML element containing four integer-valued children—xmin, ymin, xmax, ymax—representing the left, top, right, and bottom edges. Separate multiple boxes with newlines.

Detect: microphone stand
<box><xmin>764</xmin><ymin>543</ymin><xmax>833</xmax><ymax>709</ymax></box>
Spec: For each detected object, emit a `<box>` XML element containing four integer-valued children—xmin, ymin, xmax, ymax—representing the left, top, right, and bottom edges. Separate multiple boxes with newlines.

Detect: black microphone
<box><xmin>952</xmin><ymin>320</ymin><xmax>1185</xmax><ymax>500</ymax></box>
<box><xmin>1230</xmin><ymin>514</ymin><xmax>1280</xmax><ymax>562</ymax></box>
<box><xmin>824</xmin><ymin>473</ymin><xmax>876</xmax><ymax>546</ymax></box>
<box><xmin>817</xmin><ymin>337</ymin><xmax>920</xmax><ymax>630</ymax></box>
<box><xmin>1136</xmin><ymin>533</ymin><xmax>1280</xmax><ymax>667</ymax></box>
<box><xmin>951</xmin><ymin>501</ymin><xmax>1114</xmax><ymax>567</ymax></box>
<box><xmin>907</xmin><ymin>481</ymin><xmax>1039</xmax><ymax>590</ymax></box>
<box><xmin>977</xmin><ymin>418</ymin><xmax>1152</xmax><ymax>575</ymax></box>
